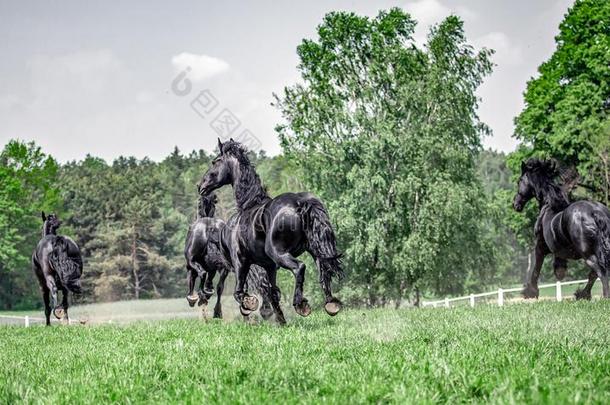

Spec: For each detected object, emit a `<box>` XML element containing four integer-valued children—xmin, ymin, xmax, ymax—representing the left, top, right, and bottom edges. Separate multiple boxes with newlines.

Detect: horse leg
<box><xmin>553</xmin><ymin>257</ymin><xmax>568</xmax><ymax>280</ymax></box>
<box><xmin>315</xmin><ymin>258</ymin><xmax>343</xmax><ymax>316</ymax></box>
<box><xmin>585</xmin><ymin>256</ymin><xmax>609</xmax><ymax>298</ymax></box>
<box><xmin>186</xmin><ymin>267</ymin><xmax>199</xmax><ymax>307</ymax></box>
<box><xmin>44</xmin><ymin>274</ymin><xmax>63</xmax><ymax>319</ymax></box>
<box><xmin>575</xmin><ymin>269</ymin><xmax>597</xmax><ymax>300</ymax></box>
<box><xmin>264</xmin><ymin>266</ymin><xmax>286</xmax><ymax>325</ymax></box>
<box><xmin>232</xmin><ymin>258</ymin><xmax>258</xmax><ymax>316</ymax></box>
<box><xmin>213</xmin><ymin>267</ymin><xmax>229</xmax><ymax>319</ymax></box>
<box><xmin>199</xmin><ymin>267</ymin><xmax>216</xmax><ymax>306</ymax></box>
<box><xmin>267</xmin><ymin>250</ymin><xmax>310</xmax><ymax>317</ymax></box>
<box><xmin>60</xmin><ymin>286</ymin><xmax>70</xmax><ymax>325</ymax></box>
<box><xmin>523</xmin><ymin>240</ymin><xmax>547</xmax><ymax>299</ymax></box>
<box><xmin>42</xmin><ymin>288</ymin><xmax>51</xmax><ymax>326</ymax></box>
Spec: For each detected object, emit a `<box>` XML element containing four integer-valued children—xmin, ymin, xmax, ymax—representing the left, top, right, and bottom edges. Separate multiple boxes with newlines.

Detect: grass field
<box><xmin>2</xmin><ymin>301</ymin><xmax>610</xmax><ymax>404</ymax></box>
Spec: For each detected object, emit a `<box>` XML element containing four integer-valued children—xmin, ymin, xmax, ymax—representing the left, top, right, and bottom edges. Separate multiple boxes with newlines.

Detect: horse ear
<box><xmin>229</xmin><ymin>138</ymin><xmax>234</xmax><ymax>142</ymax></box>
<box><xmin>217</xmin><ymin>138</ymin><xmax>223</xmax><ymax>154</ymax></box>
<box><xmin>41</xmin><ymin>211</ymin><xmax>46</xmax><ymax>221</ymax></box>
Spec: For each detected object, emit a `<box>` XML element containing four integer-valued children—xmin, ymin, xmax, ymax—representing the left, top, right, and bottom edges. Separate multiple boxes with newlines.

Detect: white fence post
<box><xmin>469</xmin><ymin>294</ymin><xmax>475</xmax><ymax>308</ymax></box>
<box><xmin>444</xmin><ymin>297</ymin><xmax>449</xmax><ymax>308</ymax></box>
<box><xmin>24</xmin><ymin>316</ymin><xmax>29</xmax><ymax>327</ymax></box>
<box><xmin>498</xmin><ymin>288</ymin><xmax>504</xmax><ymax>307</ymax></box>
<box><xmin>556</xmin><ymin>281</ymin><xmax>562</xmax><ymax>302</ymax></box>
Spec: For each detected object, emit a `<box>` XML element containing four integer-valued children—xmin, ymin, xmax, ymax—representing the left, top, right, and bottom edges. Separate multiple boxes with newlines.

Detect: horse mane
<box><xmin>222</xmin><ymin>141</ymin><xmax>271</xmax><ymax>210</ymax></box>
<box><xmin>197</xmin><ymin>193</ymin><xmax>217</xmax><ymax>219</ymax></box>
<box><xmin>524</xmin><ymin>158</ymin><xmax>569</xmax><ymax>211</ymax></box>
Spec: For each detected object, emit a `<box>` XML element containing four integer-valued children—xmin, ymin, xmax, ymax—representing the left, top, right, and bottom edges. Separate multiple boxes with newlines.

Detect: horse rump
<box><xmin>49</xmin><ymin>237</ymin><xmax>83</xmax><ymax>294</ymax></box>
<box><xmin>592</xmin><ymin>210</ymin><xmax>610</xmax><ymax>272</ymax></box>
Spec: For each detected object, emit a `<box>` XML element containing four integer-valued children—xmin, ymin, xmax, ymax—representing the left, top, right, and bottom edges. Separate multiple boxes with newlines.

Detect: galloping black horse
<box><xmin>198</xmin><ymin>139</ymin><xmax>344</xmax><ymax>322</ymax></box>
<box><xmin>32</xmin><ymin>212</ymin><xmax>83</xmax><ymax>325</ymax></box>
<box><xmin>184</xmin><ymin>193</ymin><xmax>274</xmax><ymax>319</ymax></box>
<box><xmin>513</xmin><ymin>159</ymin><xmax>610</xmax><ymax>299</ymax></box>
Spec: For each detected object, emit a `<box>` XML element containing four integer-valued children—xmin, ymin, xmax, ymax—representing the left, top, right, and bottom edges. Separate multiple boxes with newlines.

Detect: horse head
<box><xmin>41</xmin><ymin>211</ymin><xmax>62</xmax><ymax>236</ymax></box>
<box><xmin>198</xmin><ymin>138</ymin><xmax>243</xmax><ymax>195</ymax></box>
<box><xmin>513</xmin><ymin>158</ymin><xmax>559</xmax><ymax>211</ymax></box>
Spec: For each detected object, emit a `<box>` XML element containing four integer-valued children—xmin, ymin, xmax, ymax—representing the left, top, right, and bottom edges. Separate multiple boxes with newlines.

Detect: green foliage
<box><xmin>0</xmin><ymin>140</ymin><xmax>60</xmax><ymax>309</ymax></box>
<box><xmin>276</xmin><ymin>9</ymin><xmax>496</xmax><ymax>303</ymax></box>
<box><xmin>513</xmin><ymin>0</ymin><xmax>610</xmax><ymax>204</ymax></box>
<box><xmin>2</xmin><ymin>302</ymin><xmax>610</xmax><ymax>403</ymax></box>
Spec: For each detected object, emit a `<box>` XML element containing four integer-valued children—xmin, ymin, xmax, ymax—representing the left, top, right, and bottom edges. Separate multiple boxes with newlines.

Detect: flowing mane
<box><xmin>222</xmin><ymin>141</ymin><xmax>271</xmax><ymax>211</ymax></box>
<box><xmin>525</xmin><ymin>158</ymin><xmax>570</xmax><ymax>211</ymax></box>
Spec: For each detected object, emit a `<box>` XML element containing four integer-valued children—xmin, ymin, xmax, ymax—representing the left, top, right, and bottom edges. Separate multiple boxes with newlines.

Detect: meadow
<box><xmin>2</xmin><ymin>300</ymin><xmax>610</xmax><ymax>404</ymax></box>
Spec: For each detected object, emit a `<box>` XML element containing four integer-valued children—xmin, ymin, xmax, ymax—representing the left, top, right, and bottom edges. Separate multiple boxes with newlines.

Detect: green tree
<box><xmin>275</xmin><ymin>9</ymin><xmax>495</xmax><ymax>305</ymax></box>
<box><xmin>0</xmin><ymin>140</ymin><xmax>60</xmax><ymax>309</ymax></box>
<box><xmin>513</xmin><ymin>0</ymin><xmax>610</xmax><ymax>202</ymax></box>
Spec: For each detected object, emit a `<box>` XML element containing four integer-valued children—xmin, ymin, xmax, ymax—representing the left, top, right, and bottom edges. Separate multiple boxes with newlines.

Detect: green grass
<box><xmin>2</xmin><ymin>301</ymin><xmax>610</xmax><ymax>404</ymax></box>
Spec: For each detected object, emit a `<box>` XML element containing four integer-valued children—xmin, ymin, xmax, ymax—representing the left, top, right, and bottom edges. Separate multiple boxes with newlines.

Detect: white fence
<box><xmin>422</xmin><ymin>278</ymin><xmax>593</xmax><ymax>308</ymax></box>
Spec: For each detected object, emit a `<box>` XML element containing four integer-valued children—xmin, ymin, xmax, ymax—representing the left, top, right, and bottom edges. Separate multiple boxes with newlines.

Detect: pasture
<box><xmin>2</xmin><ymin>301</ymin><xmax>610</xmax><ymax>403</ymax></box>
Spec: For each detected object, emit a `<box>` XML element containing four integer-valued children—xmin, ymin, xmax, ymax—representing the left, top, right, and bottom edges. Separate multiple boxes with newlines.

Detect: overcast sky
<box><xmin>0</xmin><ymin>0</ymin><xmax>574</xmax><ymax>162</ymax></box>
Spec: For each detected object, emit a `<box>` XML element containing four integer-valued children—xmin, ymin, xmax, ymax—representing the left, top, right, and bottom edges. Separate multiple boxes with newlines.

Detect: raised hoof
<box><xmin>239</xmin><ymin>305</ymin><xmax>253</xmax><ymax>317</ymax></box>
<box><xmin>260</xmin><ymin>305</ymin><xmax>274</xmax><ymax>321</ymax></box>
<box><xmin>53</xmin><ymin>306</ymin><xmax>65</xmax><ymax>320</ymax></box>
<box><xmin>521</xmin><ymin>286</ymin><xmax>539</xmax><ymax>300</ymax></box>
<box><xmin>294</xmin><ymin>300</ymin><xmax>312</xmax><ymax>317</ymax></box>
<box><xmin>574</xmin><ymin>289</ymin><xmax>592</xmax><ymax>301</ymax></box>
<box><xmin>186</xmin><ymin>294</ymin><xmax>199</xmax><ymax>307</ymax></box>
<box><xmin>242</xmin><ymin>295</ymin><xmax>259</xmax><ymax>311</ymax></box>
<box><xmin>324</xmin><ymin>299</ymin><xmax>342</xmax><ymax>316</ymax></box>
<box><xmin>554</xmin><ymin>266</ymin><xmax>567</xmax><ymax>281</ymax></box>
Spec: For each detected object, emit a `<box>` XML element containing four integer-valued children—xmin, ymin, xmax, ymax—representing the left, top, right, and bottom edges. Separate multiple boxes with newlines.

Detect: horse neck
<box><xmin>231</xmin><ymin>159</ymin><xmax>270</xmax><ymax>211</ymax></box>
<box><xmin>534</xmin><ymin>177</ymin><xmax>569</xmax><ymax>214</ymax></box>
<box><xmin>42</xmin><ymin>224</ymin><xmax>56</xmax><ymax>237</ymax></box>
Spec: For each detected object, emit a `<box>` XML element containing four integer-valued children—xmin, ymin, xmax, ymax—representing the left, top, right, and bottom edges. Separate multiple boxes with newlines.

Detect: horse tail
<box><xmin>299</xmin><ymin>197</ymin><xmax>344</xmax><ymax>287</ymax></box>
<box><xmin>49</xmin><ymin>237</ymin><xmax>83</xmax><ymax>293</ymax></box>
<box><xmin>593</xmin><ymin>211</ymin><xmax>610</xmax><ymax>272</ymax></box>
<box><xmin>245</xmin><ymin>265</ymin><xmax>272</xmax><ymax>297</ymax></box>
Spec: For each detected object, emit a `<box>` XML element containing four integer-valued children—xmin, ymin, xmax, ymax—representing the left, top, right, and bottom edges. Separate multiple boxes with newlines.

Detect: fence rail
<box><xmin>422</xmin><ymin>278</ymin><xmax>593</xmax><ymax>308</ymax></box>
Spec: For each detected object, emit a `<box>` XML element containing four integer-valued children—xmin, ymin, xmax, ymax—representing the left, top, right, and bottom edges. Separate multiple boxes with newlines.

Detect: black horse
<box><xmin>184</xmin><ymin>193</ymin><xmax>274</xmax><ymax>319</ymax></box>
<box><xmin>513</xmin><ymin>159</ymin><xmax>610</xmax><ymax>299</ymax></box>
<box><xmin>198</xmin><ymin>139</ymin><xmax>344</xmax><ymax>322</ymax></box>
<box><xmin>32</xmin><ymin>212</ymin><xmax>83</xmax><ymax>325</ymax></box>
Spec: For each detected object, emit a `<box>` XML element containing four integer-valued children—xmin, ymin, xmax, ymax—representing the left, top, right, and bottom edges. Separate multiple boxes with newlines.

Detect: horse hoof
<box><xmin>243</xmin><ymin>295</ymin><xmax>259</xmax><ymax>311</ymax></box>
<box><xmin>239</xmin><ymin>305</ymin><xmax>253</xmax><ymax>317</ymax></box>
<box><xmin>260</xmin><ymin>305</ymin><xmax>274</xmax><ymax>320</ymax></box>
<box><xmin>294</xmin><ymin>301</ymin><xmax>312</xmax><ymax>317</ymax></box>
<box><xmin>574</xmin><ymin>289</ymin><xmax>592</xmax><ymax>301</ymax></box>
<box><xmin>186</xmin><ymin>294</ymin><xmax>199</xmax><ymax>307</ymax></box>
<box><xmin>53</xmin><ymin>306</ymin><xmax>64</xmax><ymax>320</ymax></box>
<box><xmin>213</xmin><ymin>310</ymin><xmax>222</xmax><ymax>319</ymax></box>
<box><xmin>521</xmin><ymin>286</ymin><xmax>539</xmax><ymax>300</ymax></box>
<box><xmin>324</xmin><ymin>299</ymin><xmax>342</xmax><ymax>316</ymax></box>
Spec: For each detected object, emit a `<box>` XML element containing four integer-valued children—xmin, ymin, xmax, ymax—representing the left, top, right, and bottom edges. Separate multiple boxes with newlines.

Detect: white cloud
<box><xmin>171</xmin><ymin>52</ymin><xmax>229</xmax><ymax>81</ymax></box>
<box><xmin>405</xmin><ymin>0</ymin><xmax>450</xmax><ymax>28</ymax></box>
<box><xmin>474</xmin><ymin>32</ymin><xmax>523</xmax><ymax>66</ymax></box>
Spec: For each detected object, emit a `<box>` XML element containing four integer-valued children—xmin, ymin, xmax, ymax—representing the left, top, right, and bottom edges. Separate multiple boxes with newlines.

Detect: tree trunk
<box><xmin>131</xmin><ymin>231</ymin><xmax>140</xmax><ymax>300</ymax></box>
<box><xmin>413</xmin><ymin>286</ymin><xmax>421</xmax><ymax>308</ymax></box>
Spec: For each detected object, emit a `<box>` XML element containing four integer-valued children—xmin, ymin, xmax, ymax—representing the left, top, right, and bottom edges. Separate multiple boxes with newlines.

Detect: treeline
<box><xmin>0</xmin><ymin>138</ymin><xmax>525</xmax><ymax>310</ymax></box>
<box><xmin>0</xmin><ymin>142</ymin><xmax>298</xmax><ymax>309</ymax></box>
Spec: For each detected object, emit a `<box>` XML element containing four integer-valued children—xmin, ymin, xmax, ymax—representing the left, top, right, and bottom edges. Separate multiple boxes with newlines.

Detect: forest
<box><xmin>1</xmin><ymin>1</ymin><xmax>609</xmax><ymax>310</ymax></box>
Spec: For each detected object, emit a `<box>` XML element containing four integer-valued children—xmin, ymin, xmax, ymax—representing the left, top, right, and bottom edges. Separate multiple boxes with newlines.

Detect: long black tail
<box><xmin>49</xmin><ymin>237</ymin><xmax>83</xmax><ymax>293</ymax></box>
<box><xmin>593</xmin><ymin>211</ymin><xmax>610</xmax><ymax>272</ymax></box>
<box><xmin>299</xmin><ymin>197</ymin><xmax>344</xmax><ymax>287</ymax></box>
